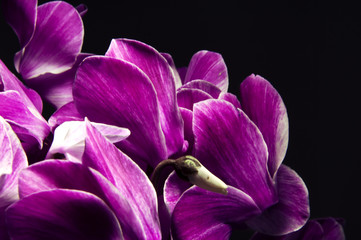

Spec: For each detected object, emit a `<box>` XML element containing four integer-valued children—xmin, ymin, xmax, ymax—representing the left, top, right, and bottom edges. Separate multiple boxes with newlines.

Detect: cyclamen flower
<box><xmin>0</xmin><ymin>60</ymin><xmax>50</xmax><ymax>155</ymax></box>
<box><xmin>3</xmin><ymin>0</ymin><xmax>86</xmax><ymax>108</ymax></box>
<box><xmin>0</xmin><ymin>116</ymin><xmax>28</xmax><ymax>240</ymax></box>
<box><xmin>251</xmin><ymin>218</ymin><xmax>346</xmax><ymax>240</ymax></box>
<box><xmin>164</xmin><ymin>75</ymin><xmax>310</xmax><ymax>239</ymax></box>
<box><xmin>5</xmin><ymin>120</ymin><xmax>161</xmax><ymax>240</ymax></box>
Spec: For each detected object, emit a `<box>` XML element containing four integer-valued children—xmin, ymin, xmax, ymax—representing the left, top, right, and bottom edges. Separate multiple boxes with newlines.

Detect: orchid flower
<box><xmin>250</xmin><ymin>218</ymin><xmax>345</xmax><ymax>240</ymax></box>
<box><xmin>164</xmin><ymin>75</ymin><xmax>310</xmax><ymax>239</ymax></box>
<box><xmin>5</xmin><ymin>119</ymin><xmax>161</xmax><ymax>240</ymax></box>
<box><xmin>0</xmin><ymin>59</ymin><xmax>50</xmax><ymax>157</ymax></box>
<box><xmin>72</xmin><ymin>38</ymin><xmax>185</xmax><ymax>170</ymax></box>
<box><xmin>0</xmin><ymin>116</ymin><xmax>28</xmax><ymax>240</ymax></box>
<box><xmin>3</xmin><ymin>0</ymin><xmax>86</xmax><ymax>108</ymax></box>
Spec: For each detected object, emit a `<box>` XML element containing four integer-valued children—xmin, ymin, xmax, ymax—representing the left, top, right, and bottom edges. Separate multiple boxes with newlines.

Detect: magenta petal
<box><xmin>240</xmin><ymin>74</ymin><xmax>289</xmax><ymax>178</ymax></box>
<box><xmin>171</xmin><ymin>186</ymin><xmax>261</xmax><ymax>240</ymax></box>
<box><xmin>0</xmin><ymin>91</ymin><xmax>50</xmax><ymax>150</ymax></box>
<box><xmin>179</xmin><ymin>107</ymin><xmax>194</xmax><ymax>154</ymax></box>
<box><xmin>74</xmin><ymin>56</ymin><xmax>167</xmax><ymax>166</ymax></box>
<box><xmin>180</xmin><ymin>79</ymin><xmax>222</xmax><ymax>98</ymax></box>
<box><xmin>319</xmin><ymin>218</ymin><xmax>346</xmax><ymax>240</ymax></box>
<box><xmin>18</xmin><ymin>160</ymin><xmax>152</xmax><ymax>239</ymax></box>
<box><xmin>6</xmin><ymin>189</ymin><xmax>123</xmax><ymax>240</ymax></box>
<box><xmin>17</xmin><ymin>1</ymin><xmax>84</xmax><ymax>79</ymax></box>
<box><xmin>161</xmin><ymin>52</ymin><xmax>182</xmax><ymax>89</ymax></box>
<box><xmin>3</xmin><ymin>0</ymin><xmax>37</xmax><ymax>47</ymax></box>
<box><xmin>193</xmin><ymin>99</ymin><xmax>277</xmax><ymax>210</ymax></box>
<box><xmin>105</xmin><ymin>39</ymin><xmax>184</xmax><ymax>158</ymax></box>
<box><xmin>82</xmin><ymin>120</ymin><xmax>161</xmax><ymax>238</ymax></box>
<box><xmin>0</xmin><ymin>117</ymin><xmax>28</xmax><ymax>209</ymax></box>
<box><xmin>48</xmin><ymin>102</ymin><xmax>83</xmax><ymax>132</ymax></box>
<box><xmin>218</xmin><ymin>92</ymin><xmax>242</xmax><ymax>109</ymax></box>
<box><xmin>184</xmin><ymin>50</ymin><xmax>229</xmax><ymax>92</ymax></box>
<box><xmin>246</xmin><ymin>165</ymin><xmax>310</xmax><ymax>235</ymax></box>
<box><xmin>177</xmin><ymin>88</ymin><xmax>213</xmax><ymax>110</ymax></box>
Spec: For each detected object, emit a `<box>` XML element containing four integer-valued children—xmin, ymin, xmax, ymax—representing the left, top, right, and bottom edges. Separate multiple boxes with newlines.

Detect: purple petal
<box><xmin>218</xmin><ymin>92</ymin><xmax>242</xmax><ymax>109</ymax></box>
<box><xmin>240</xmin><ymin>74</ymin><xmax>289</xmax><ymax>178</ymax></box>
<box><xmin>17</xmin><ymin>1</ymin><xmax>84</xmax><ymax>79</ymax></box>
<box><xmin>48</xmin><ymin>101</ymin><xmax>83</xmax><ymax>132</ymax></box>
<box><xmin>6</xmin><ymin>189</ymin><xmax>123</xmax><ymax>240</ymax></box>
<box><xmin>161</xmin><ymin>52</ymin><xmax>182</xmax><ymax>89</ymax></box>
<box><xmin>0</xmin><ymin>91</ymin><xmax>50</xmax><ymax>150</ymax></box>
<box><xmin>171</xmin><ymin>186</ymin><xmax>261</xmax><ymax>240</ymax></box>
<box><xmin>177</xmin><ymin>66</ymin><xmax>188</xmax><ymax>84</ymax></box>
<box><xmin>73</xmin><ymin>56</ymin><xmax>167</xmax><ymax>167</ymax></box>
<box><xmin>105</xmin><ymin>39</ymin><xmax>184</xmax><ymax>158</ymax></box>
<box><xmin>0</xmin><ymin>116</ymin><xmax>28</xmax><ymax>208</ymax></box>
<box><xmin>0</xmin><ymin>59</ymin><xmax>43</xmax><ymax>113</ymax></box>
<box><xmin>76</xmin><ymin>4</ymin><xmax>88</xmax><ymax>17</ymax></box>
<box><xmin>180</xmin><ymin>79</ymin><xmax>222</xmax><ymax>98</ymax></box>
<box><xmin>18</xmin><ymin>160</ymin><xmax>153</xmax><ymax>239</ymax></box>
<box><xmin>179</xmin><ymin>107</ymin><xmax>194</xmax><ymax>154</ymax></box>
<box><xmin>28</xmin><ymin>53</ymin><xmax>91</xmax><ymax>109</ymax></box>
<box><xmin>193</xmin><ymin>99</ymin><xmax>277</xmax><ymax>210</ymax></box>
<box><xmin>82</xmin><ymin>120</ymin><xmax>161</xmax><ymax>238</ymax></box>
<box><xmin>177</xmin><ymin>88</ymin><xmax>213</xmax><ymax>110</ymax></box>
<box><xmin>184</xmin><ymin>50</ymin><xmax>228</xmax><ymax>92</ymax></box>
<box><xmin>318</xmin><ymin>218</ymin><xmax>346</xmax><ymax>240</ymax></box>
<box><xmin>246</xmin><ymin>165</ymin><xmax>310</xmax><ymax>235</ymax></box>
<box><xmin>2</xmin><ymin>0</ymin><xmax>37</xmax><ymax>47</ymax></box>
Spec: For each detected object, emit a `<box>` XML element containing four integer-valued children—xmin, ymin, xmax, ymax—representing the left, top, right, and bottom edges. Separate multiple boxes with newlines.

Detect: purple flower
<box><xmin>72</xmin><ymin>39</ymin><xmax>185</xmax><ymax>169</ymax></box>
<box><xmin>5</xmin><ymin>119</ymin><xmax>161</xmax><ymax>240</ymax></box>
<box><xmin>164</xmin><ymin>75</ymin><xmax>310</xmax><ymax>239</ymax></box>
<box><xmin>250</xmin><ymin>218</ymin><xmax>345</xmax><ymax>240</ymax></box>
<box><xmin>3</xmin><ymin>0</ymin><xmax>86</xmax><ymax>108</ymax></box>
<box><xmin>0</xmin><ymin>60</ymin><xmax>50</xmax><ymax>154</ymax></box>
<box><xmin>0</xmin><ymin>116</ymin><xmax>28</xmax><ymax>240</ymax></box>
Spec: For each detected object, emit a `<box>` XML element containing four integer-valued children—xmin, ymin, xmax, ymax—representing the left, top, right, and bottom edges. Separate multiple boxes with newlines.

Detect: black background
<box><xmin>0</xmin><ymin>0</ymin><xmax>358</xmax><ymax>239</ymax></box>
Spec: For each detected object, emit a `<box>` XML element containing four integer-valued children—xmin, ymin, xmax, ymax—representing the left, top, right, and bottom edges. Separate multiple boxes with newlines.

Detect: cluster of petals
<box><xmin>0</xmin><ymin>0</ymin><xmax>346</xmax><ymax>239</ymax></box>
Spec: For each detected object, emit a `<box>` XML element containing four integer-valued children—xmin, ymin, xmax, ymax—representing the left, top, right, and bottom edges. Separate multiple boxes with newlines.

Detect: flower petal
<box><xmin>179</xmin><ymin>107</ymin><xmax>194</xmax><ymax>154</ymax></box>
<box><xmin>0</xmin><ymin>116</ymin><xmax>28</xmax><ymax>208</ymax></box>
<box><xmin>184</xmin><ymin>50</ymin><xmax>228</xmax><ymax>92</ymax></box>
<box><xmin>161</xmin><ymin>52</ymin><xmax>182</xmax><ymax>89</ymax></box>
<box><xmin>82</xmin><ymin>120</ymin><xmax>161</xmax><ymax>238</ymax></box>
<box><xmin>105</xmin><ymin>39</ymin><xmax>184</xmax><ymax>158</ymax></box>
<box><xmin>218</xmin><ymin>92</ymin><xmax>242</xmax><ymax>109</ymax></box>
<box><xmin>48</xmin><ymin>101</ymin><xmax>83</xmax><ymax>132</ymax></box>
<box><xmin>171</xmin><ymin>186</ymin><xmax>261</xmax><ymax>240</ymax></box>
<box><xmin>177</xmin><ymin>88</ymin><xmax>213</xmax><ymax>110</ymax></box>
<box><xmin>318</xmin><ymin>218</ymin><xmax>346</xmax><ymax>240</ymax></box>
<box><xmin>180</xmin><ymin>79</ymin><xmax>222</xmax><ymax>98</ymax></box>
<box><xmin>2</xmin><ymin>0</ymin><xmax>36</xmax><ymax>47</ymax></box>
<box><xmin>0</xmin><ymin>91</ymin><xmax>50</xmax><ymax>150</ymax></box>
<box><xmin>17</xmin><ymin>1</ymin><xmax>84</xmax><ymax>79</ymax></box>
<box><xmin>246</xmin><ymin>165</ymin><xmax>310</xmax><ymax>235</ymax></box>
<box><xmin>6</xmin><ymin>189</ymin><xmax>123</xmax><ymax>240</ymax></box>
<box><xmin>73</xmin><ymin>55</ymin><xmax>167</xmax><ymax>167</ymax></box>
<box><xmin>240</xmin><ymin>74</ymin><xmax>289</xmax><ymax>178</ymax></box>
<box><xmin>193</xmin><ymin>99</ymin><xmax>277</xmax><ymax>210</ymax></box>
<box><xmin>18</xmin><ymin>160</ymin><xmax>152</xmax><ymax>239</ymax></box>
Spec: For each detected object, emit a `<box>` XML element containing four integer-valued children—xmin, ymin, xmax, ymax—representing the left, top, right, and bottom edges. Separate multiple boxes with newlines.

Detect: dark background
<box><xmin>1</xmin><ymin>0</ymin><xmax>358</xmax><ymax>239</ymax></box>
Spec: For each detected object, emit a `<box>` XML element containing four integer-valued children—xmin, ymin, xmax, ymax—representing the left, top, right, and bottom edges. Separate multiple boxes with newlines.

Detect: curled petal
<box><xmin>106</xmin><ymin>39</ymin><xmax>184</xmax><ymax>158</ymax></box>
<box><xmin>218</xmin><ymin>92</ymin><xmax>242</xmax><ymax>109</ymax></box>
<box><xmin>171</xmin><ymin>186</ymin><xmax>261</xmax><ymax>240</ymax></box>
<box><xmin>17</xmin><ymin>1</ymin><xmax>84</xmax><ymax>79</ymax></box>
<box><xmin>180</xmin><ymin>79</ymin><xmax>222</xmax><ymax>98</ymax></box>
<box><xmin>193</xmin><ymin>99</ymin><xmax>277</xmax><ymax>210</ymax></box>
<box><xmin>240</xmin><ymin>74</ymin><xmax>289</xmax><ymax>178</ymax></box>
<box><xmin>179</xmin><ymin>107</ymin><xmax>194</xmax><ymax>155</ymax></box>
<box><xmin>48</xmin><ymin>101</ymin><xmax>83</xmax><ymax>132</ymax></box>
<box><xmin>161</xmin><ymin>52</ymin><xmax>182</xmax><ymax>89</ymax></box>
<box><xmin>246</xmin><ymin>165</ymin><xmax>310</xmax><ymax>235</ymax></box>
<box><xmin>6</xmin><ymin>189</ymin><xmax>123</xmax><ymax>240</ymax></box>
<box><xmin>177</xmin><ymin>88</ymin><xmax>213</xmax><ymax>110</ymax></box>
<box><xmin>184</xmin><ymin>50</ymin><xmax>228</xmax><ymax>92</ymax></box>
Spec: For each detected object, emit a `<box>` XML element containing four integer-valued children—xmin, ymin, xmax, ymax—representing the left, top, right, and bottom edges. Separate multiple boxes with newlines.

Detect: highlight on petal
<box><xmin>180</xmin><ymin>79</ymin><xmax>222</xmax><ymax>99</ymax></box>
<box><xmin>193</xmin><ymin>99</ymin><xmax>277</xmax><ymax>210</ymax></box>
<box><xmin>184</xmin><ymin>50</ymin><xmax>228</xmax><ymax>92</ymax></box>
<box><xmin>82</xmin><ymin>120</ymin><xmax>161</xmax><ymax>239</ymax></box>
<box><xmin>2</xmin><ymin>0</ymin><xmax>37</xmax><ymax>47</ymax></box>
<box><xmin>73</xmin><ymin>55</ymin><xmax>167</xmax><ymax>167</ymax></box>
<box><xmin>17</xmin><ymin>1</ymin><xmax>84</xmax><ymax>79</ymax></box>
<box><xmin>240</xmin><ymin>74</ymin><xmax>289</xmax><ymax>178</ymax></box>
<box><xmin>0</xmin><ymin>90</ymin><xmax>50</xmax><ymax>150</ymax></box>
<box><xmin>46</xmin><ymin>120</ymin><xmax>130</xmax><ymax>162</ymax></box>
<box><xmin>246</xmin><ymin>165</ymin><xmax>310</xmax><ymax>235</ymax></box>
<box><xmin>105</xmin><ymin>39</ymin><xmax>184</xmax><ymax>158</ymax></box>
<box><xmin>6</xmin><ymin>189</ymin><xmax>123</xmax><ymax>240</ymax></box>
<box><xmin>0</xmin><ymin>116</ymin><xmax>28</xmax><ymax>208</ymax></box>
<box><xmin>171</xmin><ymin>186</ymin><xmax>261</xmax><ymax>240</ymax></box>
<box><xmin>48</xmin><ymin>101</ymin><xmax>83</xmax><ymax>131</ymax></box>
